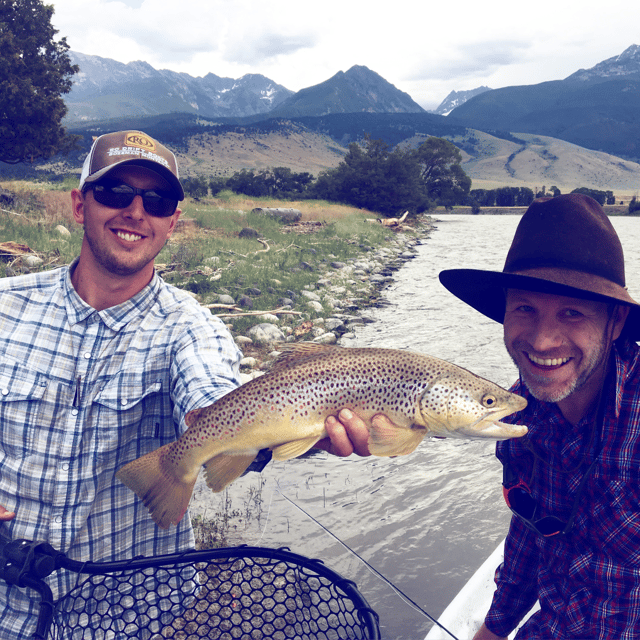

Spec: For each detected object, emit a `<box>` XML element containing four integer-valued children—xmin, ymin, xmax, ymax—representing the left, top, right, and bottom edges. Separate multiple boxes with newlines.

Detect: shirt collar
<box><xmin>63</xmin><ymin>259</ymin><xmax>161</xmax><ymax>330</ymax></box>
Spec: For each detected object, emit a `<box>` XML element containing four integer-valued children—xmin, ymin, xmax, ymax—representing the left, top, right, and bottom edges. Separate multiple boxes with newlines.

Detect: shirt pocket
<box><xmin>0</xmin><ymin>362</ymin><xmax>48</xmax><ymax>458</ymax></box>
<box><xmin>92</xmin><ymin>370</ymin><xmax>171</xmax><ymax>463</ymax></box>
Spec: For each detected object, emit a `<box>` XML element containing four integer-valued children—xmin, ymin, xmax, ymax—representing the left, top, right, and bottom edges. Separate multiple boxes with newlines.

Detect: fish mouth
<box><xmin>457</xmin><ymin>415</ymin><xmax>528</xmax><ymax>440</ymax></box>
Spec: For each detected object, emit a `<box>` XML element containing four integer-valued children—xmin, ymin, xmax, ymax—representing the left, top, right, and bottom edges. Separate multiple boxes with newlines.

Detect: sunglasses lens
<box><xmin>90</xmin><ymin>184</ymin><xmax>177</xmax><ymax>217</ymax></box>
<box><xmin>92</xmin><ymin>184</ymin><xmax>134</xmax><ymax>209</ymax></box>
<box><xmin>142</xmin><ymin>192</ymin><xmax>178</xmax><ymax>217</ymax></box>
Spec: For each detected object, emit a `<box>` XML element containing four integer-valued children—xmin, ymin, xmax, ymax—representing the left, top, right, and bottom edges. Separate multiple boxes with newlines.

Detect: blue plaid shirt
<box><xmin>0</xmin><ymin>262</ymin><xmax>241</xmax><ymax>635</ymax></box>
<box><xmin>487</xmin><ymin>338</ymin><xmax>640</xmax><ymax>639</ymax></box>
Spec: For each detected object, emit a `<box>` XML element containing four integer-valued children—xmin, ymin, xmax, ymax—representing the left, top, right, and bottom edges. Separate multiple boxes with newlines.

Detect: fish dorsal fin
<box><xmin>269</xmin><ymin>342</ymin><xmax>341</xmax><ymax>371</ymax></box>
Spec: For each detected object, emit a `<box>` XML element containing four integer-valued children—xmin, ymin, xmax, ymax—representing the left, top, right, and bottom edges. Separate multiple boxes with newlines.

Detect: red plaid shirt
<box><xmin>486</xmin><ymin>338</ymin><xmax>640</xmax><ymax>639</ymax></box>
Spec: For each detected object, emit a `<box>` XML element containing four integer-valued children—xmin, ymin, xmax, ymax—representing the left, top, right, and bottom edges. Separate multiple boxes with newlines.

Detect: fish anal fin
<box><xmin>368</xmin><ymin>414</ymin><xmax>427</xmax><ymax>457</ymax></box>
<box><xmin>204</xmin><ymin>453</ymin><xmax>257</xmax><ymax>492</ymax></box>
<box><xmin>271</xmin><ymin>436</ymin><xmax>322</xmax><ymax>461</ymax></box>
<box><xmin>116</xmin><ymin>443</ymin><xmax>196</xmax><ymax>530</ymax></box>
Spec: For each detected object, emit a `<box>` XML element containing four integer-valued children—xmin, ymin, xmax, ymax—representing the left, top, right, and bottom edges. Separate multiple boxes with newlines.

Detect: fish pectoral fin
<box><xmin>368</xmin><ymin>415</ymin><xmax>427</xmax><ymax>457</ymax></box>
<box><xmin>271</xmin><ymin>436</ymin><xmax>322</xmax><ymax>461</ymax></box>
<box><xmin>204</xmin><ymin>453</ymin><xmax>258</xmax><ymax>492</ymax></box>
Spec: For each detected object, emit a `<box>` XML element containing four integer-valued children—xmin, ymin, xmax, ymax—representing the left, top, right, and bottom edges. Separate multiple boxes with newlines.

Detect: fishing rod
<box><xmin>275</xmin><ymin>482</ymin><xmax>461</xmax><ymax>640</ymax></box>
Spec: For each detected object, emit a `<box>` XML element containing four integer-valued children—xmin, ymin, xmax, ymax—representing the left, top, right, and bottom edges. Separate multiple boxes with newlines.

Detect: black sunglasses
<box><xmin>503</xmin><ymin>455</ymin><xmax>598</xmax><ymax>538</ymax></box>
<box><xmin>84</xmin><ymin>181</ymin><xmax>178</xmax><ymax>218</ymax></box>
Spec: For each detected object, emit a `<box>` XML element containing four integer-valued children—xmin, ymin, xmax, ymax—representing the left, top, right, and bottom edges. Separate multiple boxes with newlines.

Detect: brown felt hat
<box><xmin>439</xmin><ymin>193</ymin><xmax>640</xmax><ymax>340</ymax></box>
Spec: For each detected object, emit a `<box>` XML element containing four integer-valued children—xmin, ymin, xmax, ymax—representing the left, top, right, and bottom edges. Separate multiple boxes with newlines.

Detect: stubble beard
<box><xmin>506</xmin><ymin>338</ymin><xmax>608</xmax><ymax>404</ymax></box>
<box><xmin>84</xmin><ymin>229</ymin><xmax>160</xmax><ymax>277</ymax></box>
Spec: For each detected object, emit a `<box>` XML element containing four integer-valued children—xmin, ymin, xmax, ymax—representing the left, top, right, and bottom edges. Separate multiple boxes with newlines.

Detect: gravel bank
<box><xmin>228</xmin><ymin>215</ymin><xmax>436</xmax><ymax>379</ymax></box>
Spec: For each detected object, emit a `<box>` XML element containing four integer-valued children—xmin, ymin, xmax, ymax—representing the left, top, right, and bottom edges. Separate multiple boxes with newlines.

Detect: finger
<box><xmin>337</xmin><ymin>409</ymin><xmax>371</xmax><ymax>457</ymax></box>
<box><xmin>316</xmin><ymin>415</ymin><xmax>353</xmax><ymax>457</ymax></box>
<box><xmin>0</xmin><ymin>506</ymin><xmax>16</xmax><ymax>521</ymax></box>
<box><xmin>317</xmin><ymin>410</ymin><xmax>372</xmax><ymax>457</ymax></box>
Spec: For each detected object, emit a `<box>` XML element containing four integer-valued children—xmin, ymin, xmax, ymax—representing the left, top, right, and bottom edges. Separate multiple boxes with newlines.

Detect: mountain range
<box><xmin>448</xmin><ymin>44</ymin><xmax>640</xmax><ymax>159</ymax></box>
<box><xmin>30</xmin><ymin>44</ymin><xmax>640</xmax><ymax>194</ymax></box>
<box><xmin>66</xmin><ymin>51</ymin><xmax>294</xmax><ymax>121</ymax></box>
<box><xmin>66</xmin><ymin>53</ymin><xmax>423</xmax><ymax>122</ymax></box>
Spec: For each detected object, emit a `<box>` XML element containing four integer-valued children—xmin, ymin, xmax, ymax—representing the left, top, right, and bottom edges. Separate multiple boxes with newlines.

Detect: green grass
<box><xmin>0</xmin><ymin>182</ymin><xmax>402</xmax><ymax>339</ymax></box>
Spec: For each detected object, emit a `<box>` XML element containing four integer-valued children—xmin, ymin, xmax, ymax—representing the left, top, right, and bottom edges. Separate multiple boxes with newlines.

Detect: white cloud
<box><xmin>50</xmin><ymin>0</ymin><xmax>640</xmax><ymax>110</ymax></box>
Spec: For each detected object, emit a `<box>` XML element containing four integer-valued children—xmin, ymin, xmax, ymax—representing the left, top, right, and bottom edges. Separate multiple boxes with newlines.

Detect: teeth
<box><xmin>116</xmin><ymin>231</ymin><xmax>142</xmax><ymax>242</ymax></box>
<box><xmin>529</xmin><ymin>354</ymin><xmax>570</xmax><ymax>367</ymax></box>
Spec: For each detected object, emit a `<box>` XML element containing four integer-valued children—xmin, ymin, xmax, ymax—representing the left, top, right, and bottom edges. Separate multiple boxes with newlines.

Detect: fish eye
<box><xmin>482</xmin><ymin>394</ymin><xmax>497</xmax><ymax>408</ymax></box>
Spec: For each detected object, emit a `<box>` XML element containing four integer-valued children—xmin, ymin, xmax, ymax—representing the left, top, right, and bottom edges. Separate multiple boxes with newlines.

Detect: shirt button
<box><xmin>84</xmin><ymin>352</ymin><xmax>91</xmax><ymax>360</ymax></box>
<box><xmin>1</xmin><ymin>389</ymin><xmax>8</xmax><ymax>396</ymax></box>
<box><xmin>61</xmin><ymin>463</ymin><xmax>69</xmax><ymax>471</ymax></box>
<box><xmin>121</xmin><ymin>399</ymin><xmax>128</xmax><ymax>406</ymax></box>
<box><xmin>71</xmin><ymin>409</ymin><xmax>79</xmax><ymax>416</ymax></box>
<box><xmin>54</xmin><ymin>516</ymin><xmax>62</xmax><ymax>524</ymax></box>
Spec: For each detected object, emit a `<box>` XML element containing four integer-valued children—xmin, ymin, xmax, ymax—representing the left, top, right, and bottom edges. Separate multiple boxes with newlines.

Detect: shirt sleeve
<box><xmin>485</xmin><ymin>515</ymin><xmax>541</xmax><ymax>636</ymax></box>
<box><xmin>168</xmin><ymin>305</ymin><xmax>242</xmax><ymax>432</ymax></box>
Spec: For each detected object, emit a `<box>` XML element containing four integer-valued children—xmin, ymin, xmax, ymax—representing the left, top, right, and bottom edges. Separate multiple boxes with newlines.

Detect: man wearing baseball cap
<box><xmin>439</xmin><ymin>193</ymin><xmax>640</xmax><ymax>638</ymax></box>
<box><xmin>0</xmin><ymin>131</ymin><xmax>242</xmax><ymax>635</ymax></box>
<box><xmin>0</xmin><ymin>130</ymin><xmax>369</xmax><ymax>637</ymax></box>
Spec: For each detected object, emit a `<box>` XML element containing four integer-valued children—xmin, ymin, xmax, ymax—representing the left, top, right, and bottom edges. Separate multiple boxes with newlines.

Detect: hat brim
<box><xmin>82</xmin><ymin>158</ymin><xmax>185</xmax><ymax>201</ymax></box>
<box><xmin>439</xmin><ymin>268</ymin><xmax>640</xmax><ymax>340</ymax></box>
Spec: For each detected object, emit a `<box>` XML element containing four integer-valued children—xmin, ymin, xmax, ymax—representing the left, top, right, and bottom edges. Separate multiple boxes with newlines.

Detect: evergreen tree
<box><xmin>0</xmin><ymin>0</ymin><xmax>79</xmax><ymax>164</ymax></box>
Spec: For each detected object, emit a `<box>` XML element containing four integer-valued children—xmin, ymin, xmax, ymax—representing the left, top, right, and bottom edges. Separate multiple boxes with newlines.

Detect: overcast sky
<box><xmin>50</xmin><ymin>0</ymin><xmax>639</xmax><ymax>110</ymax></box>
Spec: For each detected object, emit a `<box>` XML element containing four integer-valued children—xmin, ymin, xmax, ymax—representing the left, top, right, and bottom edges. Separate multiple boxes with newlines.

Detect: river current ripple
<box><xmin>194</xmin><ymin>214</ymin><xmax>640</xmax><ymax>639</ymax></box>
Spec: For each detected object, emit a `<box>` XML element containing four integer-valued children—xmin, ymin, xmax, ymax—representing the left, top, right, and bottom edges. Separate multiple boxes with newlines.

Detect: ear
<box><xmin>612</xmin><ymin>304</ymin><xmax>630</xmax><ymax>341</ymax></box>
<box><xmin>165</xmin><ymin>208</ymin><xmax>182</xmax><ymax>240</ymax></box>
<box><xmin>71</xmin><ymin>189</ymin><xmax>85</xmax><ymax>225</ymax></box>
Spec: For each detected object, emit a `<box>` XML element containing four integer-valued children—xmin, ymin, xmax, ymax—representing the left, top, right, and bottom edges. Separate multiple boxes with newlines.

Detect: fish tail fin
<box><xmin>368</xmin><ymin>414</ymin><xmax>427</xmax><ymax>457</ymax></box>
<box><xmin>116</xmin><ymin>444</ymin><xmax>196</xmax><ymax>530</ymax></box>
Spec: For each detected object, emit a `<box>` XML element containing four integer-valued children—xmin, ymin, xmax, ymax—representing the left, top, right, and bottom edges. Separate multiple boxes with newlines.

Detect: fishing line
<box><xmin>255</xmin><ymin>487</ymin><xmax>274</xmax><ymax>545</ymax></box>
<box><xmin>275</xmin><ymin>483</ymin><xmax>461</xmax><ymax>640</ymax></box>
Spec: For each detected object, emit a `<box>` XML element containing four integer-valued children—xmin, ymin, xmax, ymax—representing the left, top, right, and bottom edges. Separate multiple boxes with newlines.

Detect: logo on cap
<box><xmin>124</xmin><ymin>133</ymin><xmax>156</xmax><ymax>152</ymax></box>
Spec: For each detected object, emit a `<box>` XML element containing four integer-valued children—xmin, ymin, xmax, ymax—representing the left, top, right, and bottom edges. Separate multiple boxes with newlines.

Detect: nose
<box><xmin>527</xmin><ymin>312</ymin><xmax>564</xmax><ymax>352</ymax></box>
<box><xmin>123</xmin><ymin>194</ymin><xmax>146</xmax><ymax>219</ymax></box>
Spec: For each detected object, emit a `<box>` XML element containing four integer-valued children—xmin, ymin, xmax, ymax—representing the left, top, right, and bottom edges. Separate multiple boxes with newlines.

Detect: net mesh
<box><xmin>49</xmin><ymin>548</ymin><xmax>379</xmax><ymax>640</ymax></box>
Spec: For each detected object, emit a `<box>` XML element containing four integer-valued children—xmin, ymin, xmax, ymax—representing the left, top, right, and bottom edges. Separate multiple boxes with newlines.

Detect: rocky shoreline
<box><xmin>228</xmin><ymin>214</ymin><xmax>436</xmax><ymax>380</ymax></box>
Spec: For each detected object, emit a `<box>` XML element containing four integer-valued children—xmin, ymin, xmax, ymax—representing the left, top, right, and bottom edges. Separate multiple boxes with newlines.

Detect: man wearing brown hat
<box><xmin>439</xmin><ymin>193</ymin><xmax>640</xmax><ymax>639</ymax></box>
<box><xmin>0</xmin><ymin>130</ymin><xmax>363</xmax><ymax>637</ymax></box>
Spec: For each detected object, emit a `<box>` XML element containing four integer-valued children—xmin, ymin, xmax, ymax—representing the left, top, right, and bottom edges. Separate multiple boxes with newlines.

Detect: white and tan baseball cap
<box><xmin>79</xmin><ymin>130</ymin><xmax>184</xmax><ymax>200</ymax></box>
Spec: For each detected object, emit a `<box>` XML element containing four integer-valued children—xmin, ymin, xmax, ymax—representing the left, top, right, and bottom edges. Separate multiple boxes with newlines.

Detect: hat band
<box><xmin>507</xmin><ymin>267</ymin><xmax>636</xmax><ymax>306</ymax></box>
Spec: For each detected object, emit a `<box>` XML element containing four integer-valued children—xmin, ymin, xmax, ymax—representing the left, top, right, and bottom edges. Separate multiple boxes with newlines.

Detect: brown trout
<box><xmin>117</xmin><ymin>343</ymin><xmax>527</xmax><ymax>528</ymax></box>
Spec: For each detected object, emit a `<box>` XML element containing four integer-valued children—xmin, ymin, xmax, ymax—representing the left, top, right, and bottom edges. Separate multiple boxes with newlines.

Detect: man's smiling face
<box><xmin>73</xmin><ymin>165</ymin><xmax>180</xmax><ymax>279</ymax></box>
<box><xmin>503</xmin><ymin>289</ymin><xmax>624</xmax><ymax>407</ymax></box>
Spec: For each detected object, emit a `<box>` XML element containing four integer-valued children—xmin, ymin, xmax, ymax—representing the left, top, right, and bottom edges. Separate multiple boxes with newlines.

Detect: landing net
<box><xmin>49</xmin><ymin>546</ymin><xmax>380</xmax><ymax>640</ymax></box>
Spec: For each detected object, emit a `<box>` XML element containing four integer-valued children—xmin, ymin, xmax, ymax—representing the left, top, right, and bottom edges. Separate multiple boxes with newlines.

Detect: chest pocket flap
<box><xmin>0</xmin><ymin>362</ymin><xmax>48</xmax><ymax>458</ymax></box>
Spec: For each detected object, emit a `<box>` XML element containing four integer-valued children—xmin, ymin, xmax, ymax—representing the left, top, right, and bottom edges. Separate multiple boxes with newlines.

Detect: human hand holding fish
<box><xmin>116</xmin><ymin>343</ymin><xmax>528</xmax><ymax>529</ymax></box>
<box><xmin>320</xmin><ymin>408</ymin><xmax>375</xmax><ymax>456</ymax></box>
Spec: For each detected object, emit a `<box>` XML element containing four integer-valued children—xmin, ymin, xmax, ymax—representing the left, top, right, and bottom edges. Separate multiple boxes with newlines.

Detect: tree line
<box><xmin>183</xmin><ymin>138</ymin><xmax>622</xmax><ymax>217</ymax></box>
<box><xmin>183</xmin><ymin>135</ymin><xmax>472</xmax><ymax>217</ymax></box>
<box><xmin>469</xmin><ymin>186</ymin><xmax>617</xmax><ymax>210</ymax></box>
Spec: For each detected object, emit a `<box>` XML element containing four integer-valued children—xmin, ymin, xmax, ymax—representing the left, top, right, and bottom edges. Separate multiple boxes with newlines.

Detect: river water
<box><xmin>192</xmin><ymin>214</ymin><xmax>640</xmax><ymax>639</ymax></box>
